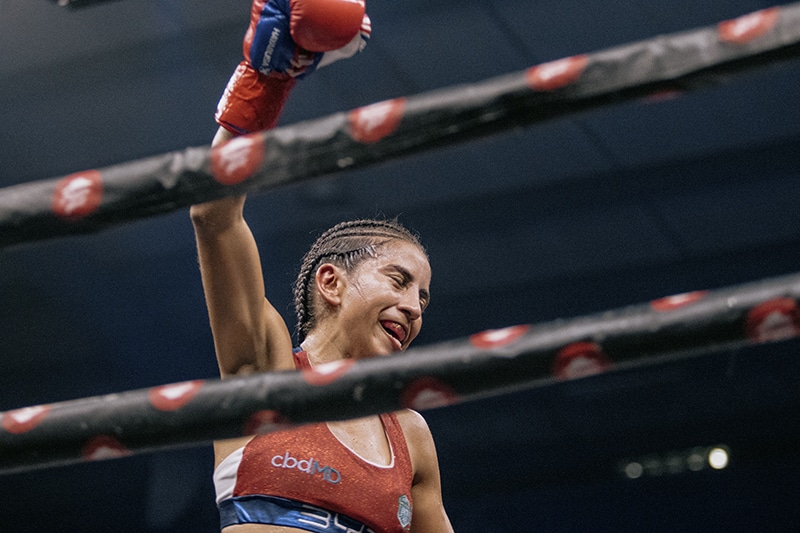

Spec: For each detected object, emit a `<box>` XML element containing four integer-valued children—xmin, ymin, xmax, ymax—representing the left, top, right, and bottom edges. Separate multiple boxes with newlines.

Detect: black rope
<box><xmin>1</xmin><ymin>271</ymin><xmax>798</xmax><ymax>474</ymax></box>
<box><xmin>3</xmin><ymin>4</ymin><xmax>800</xmax><ymax>248</ymax></box>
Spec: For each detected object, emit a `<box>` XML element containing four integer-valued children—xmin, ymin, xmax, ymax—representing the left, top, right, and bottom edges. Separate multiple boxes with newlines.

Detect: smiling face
<box><xmin>311</xmin><ymin>239</ymin><xmax>431</xmax><ymax>360</ymax></box>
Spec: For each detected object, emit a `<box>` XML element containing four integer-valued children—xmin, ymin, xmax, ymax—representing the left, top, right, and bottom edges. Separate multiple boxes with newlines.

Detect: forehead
<box><xmin>373</xmin><ymin>240</ymin><xmax>431</xmax><ymax>283</ymax></box>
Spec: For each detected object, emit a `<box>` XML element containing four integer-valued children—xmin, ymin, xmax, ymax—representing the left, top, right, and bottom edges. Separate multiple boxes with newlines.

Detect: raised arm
<box><xmin>193</xmin><ymin>0</ymin><xmax>371</xmax><ymax>376</ymax></box>
<box><xmin>190</xmin><ymin>129</ymin><xmax>295</xmax><ymax>377</ymax></box>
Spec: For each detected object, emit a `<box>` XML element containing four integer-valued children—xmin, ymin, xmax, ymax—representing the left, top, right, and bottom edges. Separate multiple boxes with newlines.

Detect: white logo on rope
<box><xmin>314</xmin><ymin>360</ymin><xmax>350</xmax><ymax>376</ymax></box>
<box><xmin>8</xmin><ymin>405</ymin><xmax>47</xmax><ymax>424</ymax></box>
<box><xmin>727</xmin><ymin>12</ymin><xmax>765</xmax><ymax>40</ymax></box>
<box><xmin>59</xmin><ymin>177</ymin><xmax>95</xmax><ymax>215</ymax></box>
<box><xmin>355</xmin><ymin>101</ymin><xmax>396</xmax><ymax>135</ymax></box>
<box><xmin>755</xmin><ymin>310</ymin><xmax>798</xmax><ymax>341</ymax></box>
<box><xmin>217</xmin><ymin>137</ymin><xmax>256</xmax><ymax>175</ymax></box>
<box><xmin>481</xmin><ymin>327</ymin><xmax>518</xmax><ymax>344</ymax></box>
<box><xmin>156</xmin><ymin>382</ymin><xmax>197</xmax><ymax>401</ymax></box>
<box><xmin>89</xmin><ymin>445</ymin><xmax>126</xmax><ymax>460</ymax></box>
<box><xmin>536</xmin><ymin>58</ymin><xmax>574</xmax><ymax>83</ymax></box>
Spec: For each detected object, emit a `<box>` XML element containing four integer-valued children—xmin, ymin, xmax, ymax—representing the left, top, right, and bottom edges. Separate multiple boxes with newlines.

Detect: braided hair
<box><xmin>292</xmin><ymin>219</ymin><xmax>427</xmax><ymax>342</ymax></box>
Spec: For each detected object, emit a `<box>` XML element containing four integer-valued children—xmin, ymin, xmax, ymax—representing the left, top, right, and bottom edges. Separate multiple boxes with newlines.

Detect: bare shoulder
<box><xmin>395</xmin><ymin>409</ymin><xmax>439</xmax><ymax>473</ymax></box>
<box><xmin>395</xmin><ymin>410</ymin><xmax>455</xmax><ymax>532</ymax></box>
<box><xmin>395</xmin><ymin>409</ymin><xmax>433</xmax><ymax>440</ymax></box>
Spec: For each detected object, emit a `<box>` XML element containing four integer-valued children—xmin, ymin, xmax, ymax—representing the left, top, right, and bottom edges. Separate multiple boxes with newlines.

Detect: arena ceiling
<box><xmin>1</xmin><ymin>0</ymin><xmax>799</xmax><ymax>530</ymax></box>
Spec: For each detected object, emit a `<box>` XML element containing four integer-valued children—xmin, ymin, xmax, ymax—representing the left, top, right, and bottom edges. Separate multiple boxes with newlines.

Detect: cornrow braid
<box><xmin>292</xmin><ymin>218</ymin><xmax>426</xmax><ymax>342</ymax></box>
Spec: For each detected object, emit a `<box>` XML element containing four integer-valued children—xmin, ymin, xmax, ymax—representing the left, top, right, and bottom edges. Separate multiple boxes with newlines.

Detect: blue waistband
<box><xmin>219</xmin><ymin>495</ymin><xmax>376</xmax><ymax>533</ymax></box>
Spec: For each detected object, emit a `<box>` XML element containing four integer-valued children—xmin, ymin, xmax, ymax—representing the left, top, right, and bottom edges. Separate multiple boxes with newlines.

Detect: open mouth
<box><xmin>381</xmin><ymin>320</ymin><xmax>407</xmax><ymax>347</ymax></box>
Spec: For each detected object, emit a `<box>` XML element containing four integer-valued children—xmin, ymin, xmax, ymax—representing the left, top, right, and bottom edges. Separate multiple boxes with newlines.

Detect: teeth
<box><xmin>382</xmin><ymin>321</ymin><xmax>404</xmax><ymax>342</ymax></box>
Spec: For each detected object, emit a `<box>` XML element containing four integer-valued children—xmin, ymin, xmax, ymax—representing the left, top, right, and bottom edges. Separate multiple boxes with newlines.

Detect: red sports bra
<box><xmin>214</xmin><ymin>350</ymin><xmax>414</xmax><ymax>532</ymax></box>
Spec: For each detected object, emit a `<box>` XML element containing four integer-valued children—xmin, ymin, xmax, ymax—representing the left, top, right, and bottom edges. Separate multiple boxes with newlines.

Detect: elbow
<box><xmin>190</xmin><ymin>196</ymin><xmax>246</xmax><ymax>233</ymax></box>
<box><xmin>189</xmin><ymin>202</ymin><xmax>216</xmax><ymax>228</ymax></box>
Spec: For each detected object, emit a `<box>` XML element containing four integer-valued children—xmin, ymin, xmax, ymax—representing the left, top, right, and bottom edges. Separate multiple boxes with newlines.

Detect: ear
<box><xmin>314</xmin><ymin>263</ymin><xmax>346</xmax><ymax>307</ymax></box>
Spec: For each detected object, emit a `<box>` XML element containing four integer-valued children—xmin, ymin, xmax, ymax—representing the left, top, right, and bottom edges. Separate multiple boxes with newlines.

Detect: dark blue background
<box><xmin>1</xmin><ymin>0</ymin><xmax>799</xmax><ymax>530</ymax></box>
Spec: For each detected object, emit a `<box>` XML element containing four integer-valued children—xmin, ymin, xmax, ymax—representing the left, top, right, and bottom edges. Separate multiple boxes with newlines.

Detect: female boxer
<box><xmin>191</xmin><ymin>1</ymin><xmax>454</xmax><ymax>531</ymax></box>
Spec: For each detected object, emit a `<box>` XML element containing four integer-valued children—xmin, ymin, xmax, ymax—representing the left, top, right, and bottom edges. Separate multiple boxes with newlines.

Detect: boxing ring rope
<box><xmin>49</xmin><ymin>0</ymin><xmax>113</xmax><ymax>8</ymax></box>
<box><xmin>2</xmin><ymin>5</ymin><xmax>799</xmax><ymax>474</ymax></box>
<box><xmin>1</xmin><ymin>271</ymin><xmax>800</xmax><ymax>474</ymax></box>
<box><xmin>2</xmin><ymin>4</ymin><xmax>800</xmax><ymax>248</ymax></box>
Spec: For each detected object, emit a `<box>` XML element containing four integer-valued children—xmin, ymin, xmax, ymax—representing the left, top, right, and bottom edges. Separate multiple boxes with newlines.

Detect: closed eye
<box><xmin>385</xmin><ymin>265</ymin><xmax>430</xmax><ymax>312</ymax></box>
<box><xmin>419</xmin><ymin>290</ymin><xmax>430</xmax><ymax>312</ymax></box>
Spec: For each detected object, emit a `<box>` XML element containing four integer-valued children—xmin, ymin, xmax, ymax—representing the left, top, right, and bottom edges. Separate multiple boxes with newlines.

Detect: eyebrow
<box><xmin>388</xmin><ymin>264</ymin><xmax>430</xmax><ymax>306</ymax></box>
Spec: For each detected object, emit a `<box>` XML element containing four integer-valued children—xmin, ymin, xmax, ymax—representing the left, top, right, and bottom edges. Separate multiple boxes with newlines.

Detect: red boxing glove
<box><xmin>215</xmin><ymin>63</ymin><xmax>297</xmax><ymax>135</ymax></box>
<box><xmin>216</xmin><ymin>0</ymin><xmax>369</xmax><ymax>136</ymax></box>
<box><xmin>289</xmin><ymin>0</ymin><xmax>366</xmax><ymax>52</ymax></box>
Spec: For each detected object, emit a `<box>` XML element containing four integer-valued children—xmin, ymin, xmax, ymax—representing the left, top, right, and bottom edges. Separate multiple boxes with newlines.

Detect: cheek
<box><xmin>345</xmin><ymin>279</ymin><xmax>389</xmax><ymax>320</ymax></box>
<box><xmin>408</xmin><ymin>317</ymin><xmax>423</xmax><ymax>341</ymax></box>
<box><xmin>351</xmin><ymin>276</ymin><xmax>392</xmax><ymax>302</ymax></box>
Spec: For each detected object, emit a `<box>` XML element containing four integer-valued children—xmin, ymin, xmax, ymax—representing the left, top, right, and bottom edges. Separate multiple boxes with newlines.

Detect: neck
<box><xmin>300</xmin><ymin>329</ymin><xmax>349</xmax><ymax>366</ymax></box>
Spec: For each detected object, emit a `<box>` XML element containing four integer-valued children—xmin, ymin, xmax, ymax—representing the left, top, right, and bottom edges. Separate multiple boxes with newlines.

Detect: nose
<box><xmin>398</xmin><ymin>288</ymin><xmax>423</xmax><ymax>321</ymax></box>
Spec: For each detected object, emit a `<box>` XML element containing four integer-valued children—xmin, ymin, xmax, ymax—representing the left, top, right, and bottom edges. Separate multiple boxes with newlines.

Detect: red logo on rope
<box><xmin>82</xmin><ymin>435</ymin><xmax>131</xmax><ymax>461</ymax></box>
<box><xmin>1</xmin><ymin>405</ymin><xmax>51</xmax><ymax>434</ymax></box>
<box><xmin>552</xmin><ymin>342</ymin><xmax>611</xmax><ymax>381</ymax></box>
<box><xmin>401</xmin><ymin>377</ymin><xmax>459</xmax><ymax>410</ymax></box>
<box><xmin>244</xmin><ymin>410</ymin><xmax>291</xmax><ymax>436</ymax></box>
<box><xmin>301</xmin><ymin>359</ymin><xmax>355</xmax><ymax>386</ymax></box>
<box><xmin>210</xmin><ymin>134</ymin><xmax>265</xmax><ymax>185</ymax></box>
<box><xmin>149</xmin><ymin>380</ymin><xmax>204</xmax><ymax>411</ymax></box>
<box><xmin>719</xmin><ymin>8</ymin><xmax>780</xmax><ymax>44</ymax></box>
<box><xmin>745</xmin><ymin>297</ymin><xmax>800</xmax><ymax>343</ymax></box>
<box><xmin>650</xmin><ymin>290</ymin><xmax>708</xmax><ymax>311</ymax></box>
<box><xmin>348</xmin><ymin>98</ymin><xmax>406</xmax><ymax>143</ymax></box>
<box><xmin>526</xmin><ymin>55</ymin><xmax>589</xmax><ymax>91</ymax></box>
<box><xmin>52</xmin><ymin>171</ymin><xmax>103</xmax><ymax>221</ymax></box>
<box><xmin>469</xmin><ymin>325</ymin><xmax>529</xmax><ymax>350</ymax></box>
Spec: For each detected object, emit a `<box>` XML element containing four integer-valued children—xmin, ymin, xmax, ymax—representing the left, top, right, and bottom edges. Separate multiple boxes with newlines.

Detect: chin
<box><xmin>369</xmin><ymin>344</ymin><xmax>395</xmax><ymax>358</ymax></box>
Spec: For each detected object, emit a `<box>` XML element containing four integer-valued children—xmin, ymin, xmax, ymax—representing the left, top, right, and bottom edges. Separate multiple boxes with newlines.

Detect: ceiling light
<box><xmin>708</xmin><ymin>446</ymin><xmax>730</xmax><ymax>470</ymax></box>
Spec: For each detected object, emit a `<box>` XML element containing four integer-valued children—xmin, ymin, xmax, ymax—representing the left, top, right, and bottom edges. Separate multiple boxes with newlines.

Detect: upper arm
<box><xmin>191</xmin><ymin>195</ymin><xmax>294</xmax><ymax>378</ymax></box>
<box><xmin>398</xmin><ymin>410</ymin><xmax>455</xmax><ymax>533</ymax></box>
